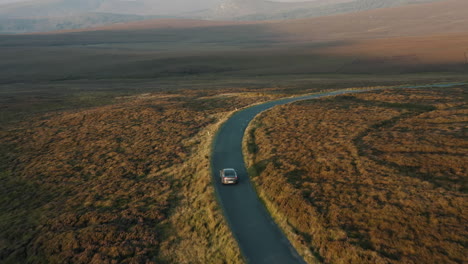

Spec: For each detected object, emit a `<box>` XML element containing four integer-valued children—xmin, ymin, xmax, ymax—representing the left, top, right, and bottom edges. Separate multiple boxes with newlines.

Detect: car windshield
<box><xmin>224</xmin><ymin>170</ymin><xmax>236</xmax><ymax>177</ymax></box>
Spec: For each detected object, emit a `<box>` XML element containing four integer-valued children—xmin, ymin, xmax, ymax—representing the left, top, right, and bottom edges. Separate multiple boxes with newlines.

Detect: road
<box><xmin>211</xmin><ymin>89</ymin><xmax>365</xmax><ymax>264</ymax></box>
<box><xmin>210</xmin><ymin>83</ymin><xmax>465</xmax><ymax>264</ymax></box>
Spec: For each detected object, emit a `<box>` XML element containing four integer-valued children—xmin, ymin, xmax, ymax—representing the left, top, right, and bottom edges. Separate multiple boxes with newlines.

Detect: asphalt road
<box><xmin>210</xmin><ymin>84</ymin><xmax>465</xmax><ymax>264</ymax></box>
<box><xmin>211</xmin><ymin>90</ymin><xmax>365</xmax><ymax>264</ymax></box>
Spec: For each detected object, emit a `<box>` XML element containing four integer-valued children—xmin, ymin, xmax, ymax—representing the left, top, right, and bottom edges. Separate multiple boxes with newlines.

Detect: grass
<box><xmin>1</xmin><ymin>25</ymin><xmax>467</xmax><ymax>126</ymax></box>
<box><xmin>244</xmin><ymin>85</ymin><xmax>467</xmax><ymax>264</ymax></box>
<box><xmin>0</xmin><ymin>18</ymin><xmax>467</xmax><ymax>263</ymax></box>
<box><xmin>0</xmin><ymin>90</ymin><xmax>286</xmax><ymax>263</ymax></box>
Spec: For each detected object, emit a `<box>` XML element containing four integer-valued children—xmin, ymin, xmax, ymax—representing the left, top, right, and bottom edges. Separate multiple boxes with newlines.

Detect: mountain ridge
<box><xmin>199</xmin><ymin>0</ymin><xmax>442</xmax><ymax>20</ymax></box>
<box><xmin>0</xmin><ymin>0</ymin><xmax>451</xmax><ymax>33</ymax></box>
<box><xmin>34</xmin><ymin>0</ymin><xmax>467</xmax><ymax>43</ymax></box>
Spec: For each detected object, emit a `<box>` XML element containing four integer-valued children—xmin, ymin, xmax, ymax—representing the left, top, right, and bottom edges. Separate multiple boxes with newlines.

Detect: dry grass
<box><xmin>244</xmin><ymin>86</ymin><xmax>467</xmax><ymax>264</ymax></box>
<box><xmin>0</xmin><ymin>89</ymin><xmax>279</xmax><ymax>263</ymax></box>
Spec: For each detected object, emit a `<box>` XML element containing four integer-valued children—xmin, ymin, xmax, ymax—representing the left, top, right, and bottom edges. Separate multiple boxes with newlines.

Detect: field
<box><xmin>244</xmin><ymin>86</ymin><xmax>467</xmax><ymax>263</ymax></box>
<box><xmin>1</xmin><ymin>0</ymin><xmax>467</xmax><ymax>262</ymax></box>
<box><xmin>2</xmin><ymin>24</ymin><xmax>467</xmax><ymax>126</ymax></box>
<box><xmin>2</xmin><ymin>0</ymin><xmax>467</xmax><ymax>125</ymax></box>
<box><xmin>0</xmin><ymin>89</ymin><xmax>290</xmax><ymax>263</ymax></box>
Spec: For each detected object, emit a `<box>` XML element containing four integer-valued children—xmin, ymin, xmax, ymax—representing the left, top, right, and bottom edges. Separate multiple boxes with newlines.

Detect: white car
<box><xmin>220</xmin><ymin>168</ymin><xmax>238</xmax><ymax>184</ymax></box>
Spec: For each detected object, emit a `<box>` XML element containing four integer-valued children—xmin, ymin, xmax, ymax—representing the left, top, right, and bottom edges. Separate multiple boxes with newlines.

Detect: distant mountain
<box><xmin>0</xmin><ymin>13</ymin><xmax>158</xmax><ymax>34</ymax></box>
<box><xmin>0</xmin><ymin>0</ymin><xmax>217</xmax><ymax>33</ymax></box>
<box><xmin>197</xmin><ymin>0</ymin><xmax>351</xmax><ymax>20</ymax></box>
<box><xmin>0</xmin><ymin>0</ymin><xmax>220</xmax><ymax>18</ymax></box>
<box><xmin>199</xmin><ymin>0</ymin><xmax>443</xmax><ymax>21</ymax></box>
<box><xmin>50</xmin><ymin>0</ymin><xmax>467</xmax><ymax>42</ymax></box>
<box><xmin>0</xmin><ymin>0</ymin><xmax>105</xmax><ymax>19</ymax></box>
<box><xmin>0</xmin><ymin>0</ymin><xmax>447</xmax><ymax>34</ymax></box>
<box><xmin>0</xmin><ymin>0</ymin><xmax>444</xmax><ymax>20</ymax></box>
<box><xmin>272</xmin><ymin>0</ymin><xmax>468</xmax><ymax>41</ymax></box>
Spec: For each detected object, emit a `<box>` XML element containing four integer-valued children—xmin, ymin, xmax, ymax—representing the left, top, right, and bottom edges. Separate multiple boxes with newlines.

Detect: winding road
<box><xmin>210</xmin><ymin>83</ymin><xmax>464</xmax><ymax>264</ymax></box>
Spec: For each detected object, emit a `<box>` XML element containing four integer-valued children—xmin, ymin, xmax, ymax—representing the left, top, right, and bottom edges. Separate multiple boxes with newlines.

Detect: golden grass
<box><xmin>0</xmin><ymin>89</ymin><xmax>279</xmax><ymax>263</ymax></box>
<box><xmin>244</xmin><ymin>86</ymin><xmax>467</xmax><ymax>264</ymax></box>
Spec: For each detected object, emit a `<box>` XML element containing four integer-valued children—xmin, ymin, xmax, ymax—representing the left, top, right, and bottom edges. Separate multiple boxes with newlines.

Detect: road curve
<box><xmin>211</xmin><ymin>89</ymin><xmax>366</xmax><ymax>264</ymax></box>
<box><xmin>210</xmin><ymin>84</ymin><xmax>464</xmax><ymax>264</ymax></box>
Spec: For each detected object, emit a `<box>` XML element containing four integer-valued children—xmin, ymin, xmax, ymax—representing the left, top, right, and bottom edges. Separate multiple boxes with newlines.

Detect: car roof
<box><xmin>223</xmin><ymin>168</ymin><xmax>236</xmax><ymax>172</ymax></box>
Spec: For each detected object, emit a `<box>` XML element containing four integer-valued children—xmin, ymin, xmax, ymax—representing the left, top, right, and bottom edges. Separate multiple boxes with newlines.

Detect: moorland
<box><xmin>245</xmin><ymin>86</ymin><xmax>467</xmax><ymax>263</ymax></box>
<box><xmin>2</xmin><ymin>0</ymin><xmax>468</xmax><ymax>125</ymax></box>
<box><xmin>0</xmin><ymin>0</ymin><xmax>467</xmax><ymax>263</ymax></box>
<box><xmin>1</xmin><ymin>89</ymin><xmax>290</xmax><ymax>263</ymax></box>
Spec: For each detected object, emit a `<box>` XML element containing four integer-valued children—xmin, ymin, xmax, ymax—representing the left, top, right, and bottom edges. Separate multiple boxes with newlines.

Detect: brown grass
<box><xmin>244</xmin><ymin>86</ymin><xmax>467</xmax><ymax>264</ymax></box>
<box><xmin>0</xmin><ymin>90</ymin><xmax>279</xmax><ymax>263</ymax></box>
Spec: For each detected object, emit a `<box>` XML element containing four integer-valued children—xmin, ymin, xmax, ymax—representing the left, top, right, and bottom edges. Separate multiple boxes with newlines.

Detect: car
<box><xmin>220</xmin><ymin>168</ymin><xmax>238</xmax><ymax>184</ymax></box>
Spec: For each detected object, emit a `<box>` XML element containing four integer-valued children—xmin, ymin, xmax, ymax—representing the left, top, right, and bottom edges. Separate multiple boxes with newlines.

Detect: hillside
<box><xmin>0</xmin><ymin>0</ymin><xmax>448</xmax><ymax>33</ymax></box>
<box><xmin>322</xmin><ymin>33</ymin><xmax>468</xmax><ymax>70</ymax></box>
<box><xmin>0</xmin><ymin>0</ymin><xmax>466</xmax><ymax>89</ymax></box>
<box><xmin>51</xmin><ymin>0</ymin><xmax>468</xmax><ymax>43</ymax></box>
<box><xmin>198</xmin><ymin>0</ymin><xmax>442</xmax><ymax>20</ymax></box>
<box><xmin>0</xmin><ymin>13</ymin><xmax>156</xmax><ymax>34</ymax></box>
<box><xmin>272</xmin><ymin>0</ymin><xmax>468</xmax><ymax>41</ymax></box>
<box><xmin>0</xmin><ymin>0</ymin><xmax>216</xmax><ymax>33</ymax></box>
<box><xmin>36</xmin><ymin>18</ymin><xmax>258</xmax><ymax>34</ymax></box>
<box><xmin>0</xmin><ymin>0</ymin><xmax>218</xmax><ymax>18</ymax></box>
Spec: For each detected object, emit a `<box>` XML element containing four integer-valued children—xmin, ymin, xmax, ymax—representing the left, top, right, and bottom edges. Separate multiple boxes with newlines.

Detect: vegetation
<box><xmin>0</xmin><ymin>89</ymin><xmax>281</xmax><ymax>263</ymax></box>
<box><xmin>244</xmin><ymin>86</ymin><xmax>467</xmax><ymax>263</ymax></box>
<box><xmin>0</xmin><ymin>4</ymin><xmax>466</xmax><ymax>262</ymax></box>
<box><xmin>1</xmin><ymin>26</ymin><xmax>465</xmax><ymax>126</ymax></box>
